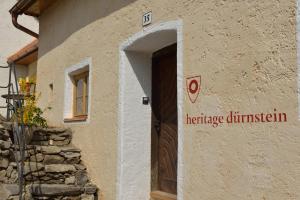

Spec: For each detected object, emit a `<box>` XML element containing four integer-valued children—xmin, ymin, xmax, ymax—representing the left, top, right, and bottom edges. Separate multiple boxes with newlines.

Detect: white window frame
<box><xmin>64</xmin><ymin>58</ymin><xmax>92</xmax><ymax>123</ymax></box>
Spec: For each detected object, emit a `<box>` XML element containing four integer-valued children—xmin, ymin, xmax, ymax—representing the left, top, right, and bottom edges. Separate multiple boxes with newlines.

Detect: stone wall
<box><xmin>0</xmin><ymin>122</ymin><xmax>98</xmax><ymax>200</ymax></box>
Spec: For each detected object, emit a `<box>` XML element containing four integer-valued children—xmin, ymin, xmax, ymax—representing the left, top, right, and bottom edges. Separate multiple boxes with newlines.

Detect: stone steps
<box><xmin>0</xmin><ymin>123</ymin><xmax>98</xmax><ymax>200</ymax></box>
<box><xmin>1</xmin><ymin>183</ymin><xmax>97</xmax><ymax>200</ymax></box>
<box><xmin>12</xmin><ymin>145</ymin><xmax>82</xmax><ymax>164</ymax></box>
<box><xmin>30</xmin><ymin>127</ymin><xmax>72</xmax><ymax>146</ymax></box>
<box><xmin>0</xmin><ymin>184</ymin><xmax>19</xmax><ymax>200</ymax></box>
<box><xmin>22</xmin><ymin>163</ymin><xmax>88</xmax><ymax>185</ymax></box>
<box><xmin>0</xmin><ymin>125</ymin><xmax>14</xmax><ymax>184</ymax></box>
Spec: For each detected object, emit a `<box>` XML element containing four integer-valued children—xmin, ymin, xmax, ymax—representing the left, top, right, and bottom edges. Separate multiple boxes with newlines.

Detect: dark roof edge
<box><xmin>9</xmin><ymin>0</ymin><xmax>37</xmax><ymax>15</ymax></box>
<box><xmin>9</xmin><ymin>0</ymin><xmax>39</xmax><ymax>38</ymax></box>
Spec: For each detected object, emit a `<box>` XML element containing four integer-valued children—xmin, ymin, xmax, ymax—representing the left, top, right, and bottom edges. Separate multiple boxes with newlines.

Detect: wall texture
<box><xmin>0</xmin><ymin>0</ymin><xmax>38</xmax><ymax>116</ymax></box>
<box><xmin>36</xmin><ymin>0</ymin><xmax>299</xmax><ymax>200</ymax></box>
<box><xmin>28</xmin><ymin>61</ymin><xmax>37</xmax><ymax>77</ymax></box>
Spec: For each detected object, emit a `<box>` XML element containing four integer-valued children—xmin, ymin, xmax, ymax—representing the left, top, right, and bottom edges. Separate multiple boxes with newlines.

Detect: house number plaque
<box><xmin>142</xmin><ymin>11</ymin><xmax>152</xmax><ymax>26</ymax></box>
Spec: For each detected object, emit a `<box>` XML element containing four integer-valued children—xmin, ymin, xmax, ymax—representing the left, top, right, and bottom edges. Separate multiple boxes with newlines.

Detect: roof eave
<box><xmin>7</xmin><ymin>39</ymin><xmax>39</xmax><ymax>65</ymax></box>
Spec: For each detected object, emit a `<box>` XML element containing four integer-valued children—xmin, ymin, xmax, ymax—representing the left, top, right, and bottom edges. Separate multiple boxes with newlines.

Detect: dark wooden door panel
<box><xmin>151</xmin><ymin>44</ymin><xmax>178</xmax><ymax>195</ymax></box>
<box><xmin>158</xmin><ymin>123</ymin><xmax>177</xmax><ymax>194</ymax></box>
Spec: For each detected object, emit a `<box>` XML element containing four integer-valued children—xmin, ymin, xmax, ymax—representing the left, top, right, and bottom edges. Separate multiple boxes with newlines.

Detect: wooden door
<box><xmin>151</xmin><ymin>44</ymin><xmax>178</xmax><ymax>196</ymax></box>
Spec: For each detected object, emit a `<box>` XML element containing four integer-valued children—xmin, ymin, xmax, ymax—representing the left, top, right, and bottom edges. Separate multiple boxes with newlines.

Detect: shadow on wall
<box><xmin>38</xmin><ymin>0</ymin><xmax>138</xmax><ymax>58</ymax></box>
<box><xmin>126</xmin><ymin>52</ymin><xmax>152</xmax><ymax>99</ymax></box>
<box><xmin>123</xmin><ymin>29</ymin><xmax>177</xmax><ymax>98</ymax></box>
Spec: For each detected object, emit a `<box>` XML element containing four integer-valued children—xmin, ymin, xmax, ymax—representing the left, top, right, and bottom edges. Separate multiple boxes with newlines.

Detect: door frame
<box><xmin>117</xmin><ymin>20</ymin><xmax>184</xmax><ymax>200</ymax></box>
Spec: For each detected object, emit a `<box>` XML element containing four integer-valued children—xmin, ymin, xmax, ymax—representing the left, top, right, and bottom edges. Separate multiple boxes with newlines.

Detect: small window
<box><xmin>64</xmin><ymin>58</ymin><xmax>91</xmax><ymax>123</ymax></box>
<box><xmin>73</xmin><ymin>71</ymin><xmax>89</xmax><ymax>118</ymax></box>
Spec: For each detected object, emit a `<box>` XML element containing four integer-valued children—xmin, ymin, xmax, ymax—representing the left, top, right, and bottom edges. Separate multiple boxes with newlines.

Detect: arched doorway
<box><xmin>118</xmin><ymin>20</ymin><xmax>183</xmax><ymax>200</ymax></box>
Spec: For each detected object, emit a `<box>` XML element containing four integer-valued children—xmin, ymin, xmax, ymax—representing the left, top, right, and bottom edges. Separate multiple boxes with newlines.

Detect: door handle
<box><xmin>154</xmin><ymin>120</ymin><xmax>161</xmax><ymax>134</ymax></box>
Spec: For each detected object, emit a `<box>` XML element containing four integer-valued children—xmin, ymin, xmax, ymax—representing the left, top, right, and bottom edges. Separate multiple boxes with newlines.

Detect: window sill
<box><xmin>64</xmin><ymin>115</ymin><xmax>87</xmax><ymax>123</ymax></box>
<box><xmin>150</xmin><ymin>191</ymin><xmax>177</xmax><ymax>200</ymax></box>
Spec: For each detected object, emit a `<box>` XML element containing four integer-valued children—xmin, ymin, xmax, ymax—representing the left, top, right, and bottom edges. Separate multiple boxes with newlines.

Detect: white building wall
<box><xmin>0</xmin><ymin>0</ymin><xmax>38</xmax><ymax>117</ymax></box>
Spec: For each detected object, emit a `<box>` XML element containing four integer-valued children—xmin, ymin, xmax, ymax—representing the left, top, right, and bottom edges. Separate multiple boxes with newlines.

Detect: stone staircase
<box><xmin>0</xmin><ymin>122</ymin><xmax>98</xmax><ymax>200</ymax></box>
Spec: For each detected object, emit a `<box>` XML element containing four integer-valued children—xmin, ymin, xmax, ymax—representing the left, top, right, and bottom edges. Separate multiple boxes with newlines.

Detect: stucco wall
<box><xmin>28</xmin><ymin>61</ymin><xmax>37</xmax><ymax>77</ymax></box>
<box><xmin>0</xmin><ymin>0</ymin><xmax>38</xmax><ymax>116</ymax></box>
<box><xmin>37</xmin><ymin>0</ymin><xmax>299</xmax><ymax>200</ymax></box>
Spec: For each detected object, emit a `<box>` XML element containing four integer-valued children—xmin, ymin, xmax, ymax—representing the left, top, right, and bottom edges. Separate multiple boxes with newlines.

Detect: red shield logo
<box><xmin>186</xmin><ymin>75</ymin><xmax>201</xmax><ymax>103</ymax></box>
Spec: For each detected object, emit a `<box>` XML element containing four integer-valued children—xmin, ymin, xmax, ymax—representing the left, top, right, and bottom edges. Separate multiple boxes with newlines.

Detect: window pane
<box><xmin>85</xmin><ymin>75</ymin><xmax>89</xmax><ymax>114</ymax></box>
<box><xmin>86</xmin><ymin>76</ymin><xmax>89</xmax><ymax>95</ymax></box>
<box><xmin>73</xmin><ymin>73</ymin><xmax>89</xmax><ymax>117</ymax></box>
<box><xmin>76</xmin><ymin>79</ymin><xmax>84</xmax><ymax>98</ymax></box>
<box><xmin>85</xmin><ymin>96</ymin><xmax>88</xmax><ymax>113</ymax></box>
<box><xmin>76</xmin><ymin>97</ymin><xmax>83</xmax><ymax>115</ymax></box>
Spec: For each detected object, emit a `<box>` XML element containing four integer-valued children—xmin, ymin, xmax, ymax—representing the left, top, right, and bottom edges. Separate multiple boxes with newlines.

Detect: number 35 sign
<box><xmin>142</xmin><ymin>11</ymin><xmax>152</xmax><ymax>26</ymax></box>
